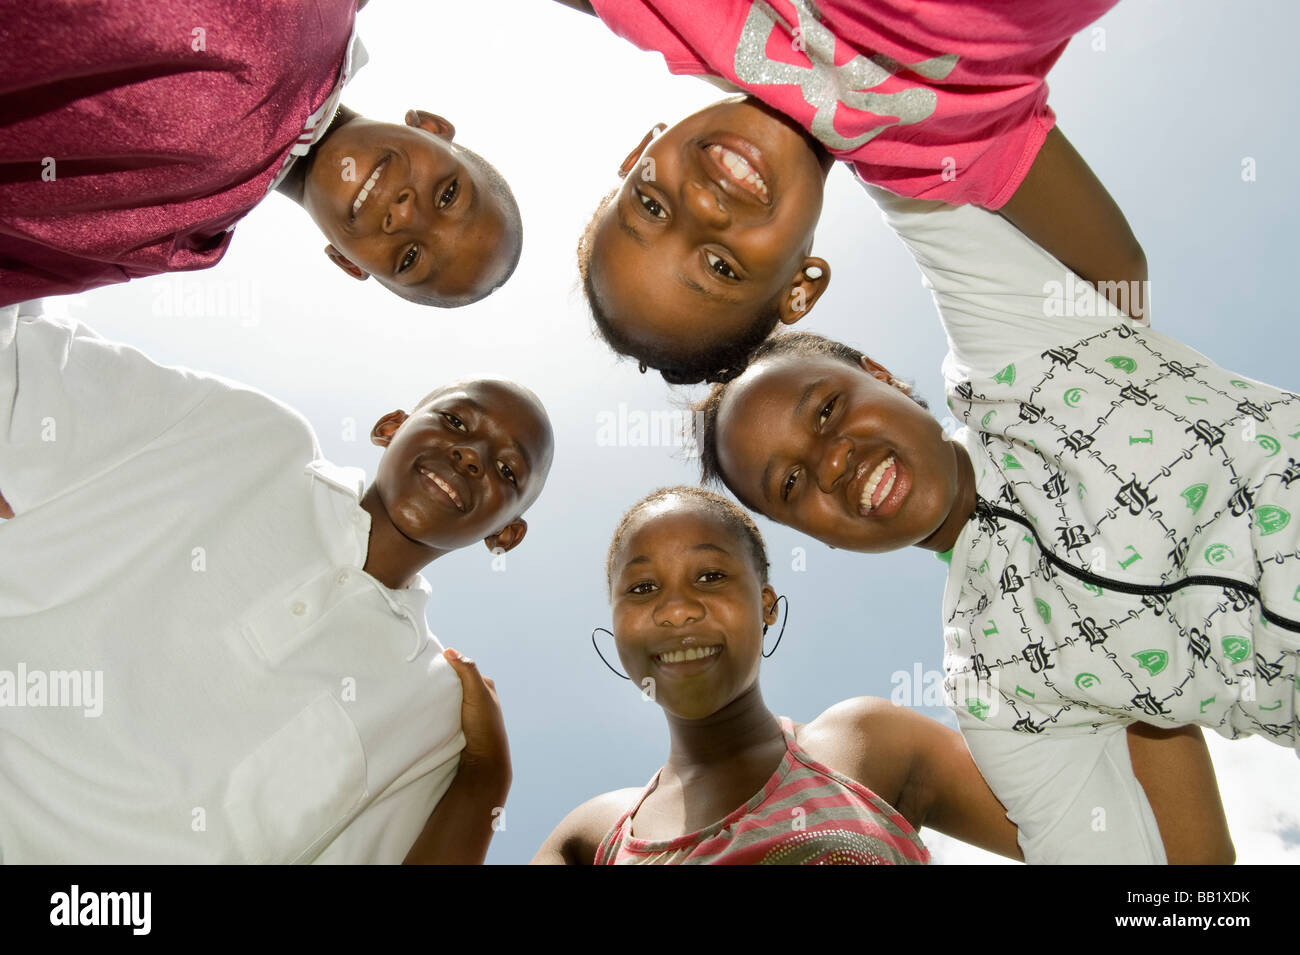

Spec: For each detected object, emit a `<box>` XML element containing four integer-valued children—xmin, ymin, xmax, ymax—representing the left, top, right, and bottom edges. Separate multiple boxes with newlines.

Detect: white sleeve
<box><xmin>0</xmin><ymin>302</ymin><xmax>215</xmax><ymax>514</ymax></box>
<box><xmin>961</xmin><ymin>722</ymin><xmax>1167</xmax><ymax>864</ymax></box>
<box><xmin>312</xmin><ymin>745</ymin><xmax>463</xmax><ymax>865</ymax></box>
<box><xmin>860</xmin><ymin>183</ymin><xmax>1138</xmax><ymax>381</ymax></box>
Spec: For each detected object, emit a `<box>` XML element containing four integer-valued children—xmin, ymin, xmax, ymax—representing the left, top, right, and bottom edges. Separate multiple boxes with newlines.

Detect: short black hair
<box><xmin>692</xmin><ymin>330</ymin><xmax>928</xmax><ymax>490</ymax></box>
<box><xmin>384</xmin><ymin>145</ymin><xmax>523</xmax><ymax>308</ymax></box>
<box><xmin>606</xmin><ymin>485</ymin><xmax>770</xmax><ymax>594</ymax></box>
<box><xmin>577</xmin><ymin>189</ymin><xmax>782</xmax><ymax>385</ymax></box>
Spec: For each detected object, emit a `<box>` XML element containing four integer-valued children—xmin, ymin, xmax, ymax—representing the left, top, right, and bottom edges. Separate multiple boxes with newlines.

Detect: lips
<box><xmin>704</xmin><ymin>144</ymin><xmax>769</xmax><ymax>202</ymax></box>
<box><xmin>849</xmin><ymin>452</ymin><xmax>910</xmax><ymax>519</ymax></box>
<box><xmin>655</xmin><ymin>644</ymin><xmax>723</xmax><ymax>664</ymax></box>
<box><xmin>351</xmin><ymin>156</ymin><xmax>391</xmax><ymax>219</ymax></box>
<box><xmin>416</xmin><ymin>461</ymin><xmax>469</xmax><ymax>512</ymax></box>
<box><xmin>650</xmin><ymin>640</ymin><xmax>725</xmax><ymax>674</ymax></box>
<box><xmin>699</xmin><ymin>135</ymin><xmax>772</xmax><ymax>206</ymax></box>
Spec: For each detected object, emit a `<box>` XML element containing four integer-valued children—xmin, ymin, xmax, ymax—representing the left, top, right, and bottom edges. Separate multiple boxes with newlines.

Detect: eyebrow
<box><xmin>675</xmin><ymin>272</ymin><xmax>742</xmax><ymax>306</ymax></box>
<box><xmin>760</xmin><ymin>379</ymin><xmax>824</xmax><ymax>503</ymax></box>
<box><xmin>616</xmin><ymin>205</ymin><xmax>649</xmax><ymax>249</ymax></box>
<box><xmin>623</xmin><ymin>542</ymin><xmax>735</xmax><ymax>567</ymax></box>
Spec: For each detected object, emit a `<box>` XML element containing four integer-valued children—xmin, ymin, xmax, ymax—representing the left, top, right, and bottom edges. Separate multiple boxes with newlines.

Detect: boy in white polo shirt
<box><xmin>0</xmin><ymin>302</ymin><xmax>554</xmax><ymax>864</ymax></box>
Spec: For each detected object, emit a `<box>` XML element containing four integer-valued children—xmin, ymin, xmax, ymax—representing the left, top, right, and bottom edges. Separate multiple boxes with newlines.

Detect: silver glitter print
<box><xmin>733</xmin><ymin>0</ymin><xmax>958</xmax><ymax>151</ymax></box>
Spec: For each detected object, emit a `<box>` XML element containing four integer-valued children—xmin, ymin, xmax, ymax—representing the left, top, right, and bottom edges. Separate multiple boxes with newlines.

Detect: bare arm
<box><xmin>403</xmin><ymin>767</ymin><xmax>509</xmax><ymax>865</ymax></box>
<box><xmin>1126</xmin><ymin>723</ymin><xmax>1235</xmax><ymax>865</ymax></box>
<box><xmin>804</xmin><ymin>698</ymin><xmax>1023</xmax><ymax>861</ymax></box>
<box><xmin>531</xmin><ymin>789</ymin><xmax>639</xmax><ymax>865</ymax></box>
<box><xmin>404</xmin><ymin>651</ymin><xmax>510</xmax><ymax>865</ymax></box>
<box><xmin>883</xmin><ymin>706</ymin><xmax>1025</xmax><ymax>861</ymax></box>
<box><xmin>998</xmin><ymin>125</ymin><xmax>1148</xmax><ymax>320</ymax></box>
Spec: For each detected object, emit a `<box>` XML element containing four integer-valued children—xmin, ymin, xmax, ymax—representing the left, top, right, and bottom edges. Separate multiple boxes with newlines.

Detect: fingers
<box><xmin>443</xmin><ymin>647</ymin><xmax>499</xmax><ymax>703</ymax></box>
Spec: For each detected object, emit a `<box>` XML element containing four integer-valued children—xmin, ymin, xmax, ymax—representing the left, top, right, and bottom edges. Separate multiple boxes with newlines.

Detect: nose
<box><xmin>451</xmin><ymin>443</ymin><xmax>482</xmax><ymax>476</ymax></box>
<box><xmin>382</xmin><ymin>189</ymin><xmax>427</xmax><ymax>234</ymax></box>
<box><xmin>816</xmin><ymin>437</ymin><xmax>852</xmax><ymax>493</ymax></box>
<box><xmin>653</xmin><ymin>585</ymin><xmax>704</xmax><ymax>628</ymax></box>
<box><xmin>682</xmin><ymin>179</ymin><xmax>730</xmax><ymax>230</ymax></box>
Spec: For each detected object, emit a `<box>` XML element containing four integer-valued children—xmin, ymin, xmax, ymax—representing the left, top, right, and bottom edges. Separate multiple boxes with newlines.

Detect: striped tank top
<box><xmin>593</xmin><ymin>717</ymin><xmax>930</xmax><ymax>865</ymax></box>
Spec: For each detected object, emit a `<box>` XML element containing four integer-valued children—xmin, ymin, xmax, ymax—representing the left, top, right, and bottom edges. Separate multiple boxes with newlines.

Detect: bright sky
<box><xmin>46</xmin><ymin>0</ymin><xmax>1300</xmax><ymax>864</ymax></box>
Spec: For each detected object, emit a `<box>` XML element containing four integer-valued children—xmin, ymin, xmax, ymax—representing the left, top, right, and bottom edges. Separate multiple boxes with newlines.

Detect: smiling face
<box><xmin>588</xmin><ymin>97</ymin><xmax>831</xmax><ymax>368</ymax></box>
<box><xmin>303</xmin><ymin>112</ymin><xmax>519</xmax><ymax>307</ymax></box>
<box><xmin>714</xmin><ymin>354</ymin><xmax>969</xmax><ymax>553</ymax></box>
<box><xmin>371</xmin><ymin>380</ymin><xmax>554</xmax><ymax>552</ymax></box>
<box><xmin>609</xmin><ymin>498</ymin><xmax>777</xmax><ymax>720</ymax></box>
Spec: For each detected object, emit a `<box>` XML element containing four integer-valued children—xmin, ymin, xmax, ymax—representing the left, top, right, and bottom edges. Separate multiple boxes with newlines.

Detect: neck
<box><xmin>275</xmin><ymin>104</ymin><xmax>361</xmax><ymax>206</ymax></box>
<box><xmin>359</xmin><ymin>484</ymin><xmax>449</xmax><ymax>590</ymax></box>
<box><xmin>919</xmin><ymin>439</ymin><xmax>978</xmax><ymax>553</ymax></box>
<box><xmin>661</xmin><ymin>683</ymin><xmax>783</xmax><ymax>777</ymax></box>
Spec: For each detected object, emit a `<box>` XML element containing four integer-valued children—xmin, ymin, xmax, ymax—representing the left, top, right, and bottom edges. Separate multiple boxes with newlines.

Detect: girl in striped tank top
<box><xmin>532</xmin><ymin>486</ymin><xmax>1024</xmax><ymax>865</ymax></box>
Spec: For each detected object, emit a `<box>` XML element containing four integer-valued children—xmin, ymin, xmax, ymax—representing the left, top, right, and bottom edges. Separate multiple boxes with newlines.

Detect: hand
<box><xmin>443</xmin><ymin>648</ymin><xmax>511</xmax><ymax>792</ymax></box>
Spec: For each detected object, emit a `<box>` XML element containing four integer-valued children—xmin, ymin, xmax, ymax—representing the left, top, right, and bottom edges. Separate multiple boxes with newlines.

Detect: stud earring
<box><xmin>803</xmin><ymin>265</ymin><xmax>823</xmax><ymax>281</ymax></box>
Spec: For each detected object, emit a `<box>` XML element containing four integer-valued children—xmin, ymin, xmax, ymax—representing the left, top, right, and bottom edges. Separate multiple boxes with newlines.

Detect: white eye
<box><xmin>705</xmin><ymin>251</ymin><xmax>736</xmax><ymax>279</ymax></box>
<box><xmin>637</xmin><ymin>191</ymin><xmax>666</xmax><ymax>219</ymax></box>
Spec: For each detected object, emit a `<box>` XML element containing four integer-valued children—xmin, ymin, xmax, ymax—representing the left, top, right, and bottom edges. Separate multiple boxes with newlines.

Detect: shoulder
<box><xmin>531</xmin><ymin>787</ymin><xmax>643</xmax><ymax>866</ymax></box>
<box><xmin>805</xmin><ymin>695</ymin><xmax>920</xmax><ymax>740</ymax></box>
<box><xmin>797</xmin><ymin>697</ymin><xmax>922</xmax><ymax>805</ymax></box>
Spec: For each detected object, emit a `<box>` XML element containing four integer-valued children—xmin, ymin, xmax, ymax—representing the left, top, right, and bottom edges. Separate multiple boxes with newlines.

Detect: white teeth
<box><xmin>707</xmin><ymin>145</ymin><xmax>769</xmax><ymax>200</ymax></box>
<box><xmin>421</xmin><ymin>468</ymin><xmax>462</xmax><ymax>509</ymax></box>
<box><xmin>351</xmin><ymin>162</ymin><xmax>385</xmax><ymax>215</ymax></box>
<box><xmin>859</xmin><ymin>455</ymin><xmax>896</xmax><ymax>512</ymax></box>
<box><xmin>657</xmin><ymin>645</ymin><xmax>723</xmax><ymax>664</ymax></box>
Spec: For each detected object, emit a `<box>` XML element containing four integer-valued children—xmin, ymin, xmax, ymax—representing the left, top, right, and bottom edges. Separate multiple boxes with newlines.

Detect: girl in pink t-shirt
<box><xmin>555</xmin><ymin>0</ymin><xmax>1146</xmax><ymax>385</ymax></box>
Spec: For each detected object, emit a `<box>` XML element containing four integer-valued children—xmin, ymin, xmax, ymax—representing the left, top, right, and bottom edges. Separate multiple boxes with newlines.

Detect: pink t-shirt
<box><xmin>590</xmin><ymin>0</ymin><xmax>1117</xmax><ymax>208</ymax></box>
<box><xmin>0</xmin><ymin>0</ymin><xmax>358</xmax><ymax>306</ymax></box>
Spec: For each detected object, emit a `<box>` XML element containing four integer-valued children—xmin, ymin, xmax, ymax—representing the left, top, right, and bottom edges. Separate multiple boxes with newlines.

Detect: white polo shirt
<box><xmin>0</xmin><ymin>304</ymin><xmax>463</xmax><ymax>864</ymax></box>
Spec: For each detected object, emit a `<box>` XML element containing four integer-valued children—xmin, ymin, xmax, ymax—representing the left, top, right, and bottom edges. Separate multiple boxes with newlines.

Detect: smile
<box><xmin>704</xmin><ymin>143</ymin><xmax>769</xmax><ymax>202</ymax></box>
<box><xmin>859</xmin><ymin>455</ymin><xmax>897</xmax><ymax>513</ymax></box>
<box><xmin>655</xmin><ymin>645</ymin><xmax>723</xmax><ymax>664</ymax></box>
<box><xmin>418</xmin><ymin>465</ymin><xmax>465</xmax><ymax>511</ymax></box>
<box><xmin>351</xmin><ymin>157</ymin><xmax>390</xmax><ymax>217</ymax></box>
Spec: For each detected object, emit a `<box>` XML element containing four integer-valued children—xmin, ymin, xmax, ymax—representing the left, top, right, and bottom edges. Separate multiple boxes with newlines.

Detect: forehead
<box><xmin>719</xmin><ymin>354</ymin><xmax>853</xmax><ymax>429</ymax></box>
<box><xmin>616</xmin><ymin>500</ymin><xmax>744</xmax><ymax>567</ymax></box>
<box><xmin>423</xmin><ymin>382</ymin><xmax>548</xmax><ymax>442</ymax></box>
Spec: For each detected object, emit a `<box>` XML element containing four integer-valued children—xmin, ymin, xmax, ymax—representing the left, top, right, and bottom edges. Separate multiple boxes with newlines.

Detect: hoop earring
<box><xmin>761</xmin><ymin>594</ymin><xmax>789</xmax><ymax>658</ymax></box>
<box><xmin>591</xmin><ymin>628</ymin><xmax>631</xmax><ymax>680</ymax></box>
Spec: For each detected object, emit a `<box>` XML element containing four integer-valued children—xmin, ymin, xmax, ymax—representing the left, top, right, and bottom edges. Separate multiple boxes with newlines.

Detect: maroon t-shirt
<box><xmin>0</xmin><ymin>0</ymin><xmax>357</xmax><ymax>305</ymax></box>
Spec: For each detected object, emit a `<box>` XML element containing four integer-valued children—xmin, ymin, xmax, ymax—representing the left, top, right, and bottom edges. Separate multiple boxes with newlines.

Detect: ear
<box><xmin>484</xmin><ymin>519</ymin><xmax>528</xmax><ymax>554</ymax></box>
<box><xmin>857</xmin><ymin>354</ymin><xmax>911</xmax><ymax>394</ymax></box>
<box><xmin>325</xmin><ymin>244</ymin><xmax>369</xmax><ymax>280</ymax></box>
<box><xmin>370</xmin><ymin>410</ymin><xmax>409</xmax><ymax>448</ymax></box>
<box><xmin>760</xmin><ymin>584</ymin><xmax>780</xmax><ymax>628</ymax></box>
<box><xmin>619</xmin><ymin>123</ymin><xmax>666</xmax><ymax>178</ymax></box>
<box><xmin>406</xmin><ymin>109</ymin><xmax>455</xmax><ymax>142</ymax></box>
<box><xmin>777</xmin><ymin>257</ymin><xmax>830</xmax><ymax>325</ymax></box>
